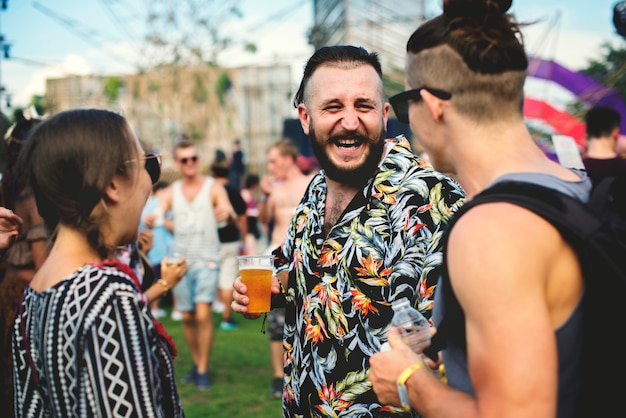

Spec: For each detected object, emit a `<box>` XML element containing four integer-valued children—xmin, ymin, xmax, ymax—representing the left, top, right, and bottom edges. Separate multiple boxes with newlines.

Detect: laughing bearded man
<box><xmin>232</xmin><ymin>45</ymin><xmax>465</xmax><ymax>417</ymax></box>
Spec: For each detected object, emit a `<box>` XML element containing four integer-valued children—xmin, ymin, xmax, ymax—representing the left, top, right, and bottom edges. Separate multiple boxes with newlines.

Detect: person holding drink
<box><xmin>232</xmin><ymin>45</ymin><xmax>464</xmax><ymax>416</ymax></box>
<box><xmin>237</xmin><ymin>255</ymin><xmax>274</xmax><ymax>313</ymax></box>
<box><xmin>144</xmin><ymin>139</ymin><xmax>235</xmax><ymax>389</ymax></box>
<box><xmin>140</xmin><ymin>181</ymin><xmax>175</xmax><ymax>318</ymax></box>
<box><xmin>12</xmin><ymin>108</ymin><xmax>184</xmax><ymax>417</ymax></box>
<box><xmin>369</xmin><ymin>0</ymin><xmax>594</xmax><ymax>416</ymax></box>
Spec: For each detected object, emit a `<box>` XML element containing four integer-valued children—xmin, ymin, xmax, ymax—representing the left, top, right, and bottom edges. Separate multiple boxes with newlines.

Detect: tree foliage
<box><xmin>104</xmin><ymin>77</ymin><xmax>124</xmax><ymax>102</ymax></box>
<box><xmin>579</xmin><ymin>42</ymin><xmax>626</xmax><ymax>103</ymax></box>
<box><xmin>141</xmin><ymin>0</ymin><xmax>256</xmax><ymax>68</ymax></box>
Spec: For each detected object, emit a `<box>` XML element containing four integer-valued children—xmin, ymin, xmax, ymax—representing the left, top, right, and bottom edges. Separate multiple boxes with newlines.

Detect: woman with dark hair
<box><xmin>240</xmin><ymin>173</ymin><xmax>261</xmax><ymax>255</ymax></box>
<box><xmin>12</xmin><ymin>109</ymin><xmax>186</xmax><ymax>417</ymax></box>
<box><xmin>370</xmin><ymin>1</ymin><xmax>591</xmax><ymax>417</ymax></box>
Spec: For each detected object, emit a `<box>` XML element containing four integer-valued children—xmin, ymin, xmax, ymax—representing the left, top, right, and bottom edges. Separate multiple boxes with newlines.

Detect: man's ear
<box><xmin>421</xmin><ymin>90</ymin><xmax>445</xmax><ymax>123</ymax></box>
<box><xmin>382</xmin><ymin>102</ymin><xmax>390</xmax><ymax>127</ymax></box>
<box><xmin>612</xmin><ymin>126</ymin><xmax>620</xmax><ymax>141</ymax></box>
<box><xmin>297</xmin><ymin>104</ymin><xmax>311</xmax><ymax>135</ymax></box>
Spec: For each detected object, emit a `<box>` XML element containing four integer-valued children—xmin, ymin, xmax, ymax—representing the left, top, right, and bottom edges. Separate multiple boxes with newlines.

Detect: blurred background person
<box><xmin>0</xmin><ymin>115</ymin><xmax>50</xmax><ymax>416</ymax></box>
<box><xmin>0</xmin><ymin>207</ymin><xmax>21</xmax><ymax>251</ymax></box>
<box><xmin>582</xmin><ymin>105</ymin><xmax>626</xmax><ymax>181</ymax></box>
<box><xmin>145</xmin><ymin>139</ymin><xmax>235</xmax><ymax>389</ymax></box>
<box><xmin>211</xmin><ymin>159</ymin><xmax>247</xmax><ymax>331</ymax></box>
<box><xmin>141</xmin><ymin>180</ymin><xmax>175</xmax><ymax>318</ymax></box>
<box><xmin>241</xmin><ymin>173</ymin><xmax>261</xmax><ymax>255</ymax></box>
<box><xmin>258</xmin><ymin>139</ymin><xmax>314</xmax><ymax>399</ymax></box>
<box><xmin>229</xmin><ymin>139</ymin><xmax>245</xmax><ymax>192</ymax></box>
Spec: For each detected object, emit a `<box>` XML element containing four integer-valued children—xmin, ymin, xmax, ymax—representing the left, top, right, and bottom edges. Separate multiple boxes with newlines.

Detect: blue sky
<box><xmin>0</xmin><ymin>0</ymin><xmax>623</xmax><ymax>111</ymax></box>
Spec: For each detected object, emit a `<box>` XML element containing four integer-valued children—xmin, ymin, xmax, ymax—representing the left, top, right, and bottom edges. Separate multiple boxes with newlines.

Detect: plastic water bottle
<box><xmin>390</xmin><ymin>297</ymin><xmax>431</xmax><ymax>354</ymax></box>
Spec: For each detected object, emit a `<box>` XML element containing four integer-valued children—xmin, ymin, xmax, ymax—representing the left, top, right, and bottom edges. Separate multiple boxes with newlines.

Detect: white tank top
<box><xmin>172</xmin><ymin>177</ymin><xmax>221</xmax><ymax>264</ymax></box>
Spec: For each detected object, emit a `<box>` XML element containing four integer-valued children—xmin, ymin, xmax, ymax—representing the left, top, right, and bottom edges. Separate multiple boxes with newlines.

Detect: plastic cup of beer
<box><xmin>165</xmin><ymin>242</ymin><xmax>182</xmax><ymax>267</ymax></box>
<box><xmin>238</xmin><ymin>255</ymin><xmax>274</xmax><ymax>313</ymax></box>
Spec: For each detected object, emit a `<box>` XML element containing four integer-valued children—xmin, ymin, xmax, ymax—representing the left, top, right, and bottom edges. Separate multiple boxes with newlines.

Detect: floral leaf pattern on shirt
<box><xmin>274</xmin><ymin>135</ymin><xmax>465</xmax><ymax>417</ymax></box>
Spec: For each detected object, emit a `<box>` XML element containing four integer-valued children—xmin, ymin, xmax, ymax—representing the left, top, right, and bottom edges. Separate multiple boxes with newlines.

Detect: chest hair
<box><xmin>323</xmin><ymin>190</ymin><xmax>357</xmax><ymax>236</ymax></box>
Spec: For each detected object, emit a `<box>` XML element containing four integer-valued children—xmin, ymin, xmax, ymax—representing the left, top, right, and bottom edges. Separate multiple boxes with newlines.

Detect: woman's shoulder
<box><xmin>22</xmin><ymin>261</ymin><xmax>142</xmax><ymax>323</ymax></box>
<box><xmin>54</xmin><ymin>261</ymin><xmax>141</xmax><ymax>301</ymax></box>
<box><xmin>66</xmin><ymin>262</ymin><xmax>144</xmax><ymax>321</ymax></box>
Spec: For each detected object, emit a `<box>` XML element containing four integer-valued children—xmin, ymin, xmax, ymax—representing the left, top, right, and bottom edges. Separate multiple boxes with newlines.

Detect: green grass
<box><xmin>159</xmin><ymin>308</ymin><xmax>283</xmax><ymax>418</ymax></box>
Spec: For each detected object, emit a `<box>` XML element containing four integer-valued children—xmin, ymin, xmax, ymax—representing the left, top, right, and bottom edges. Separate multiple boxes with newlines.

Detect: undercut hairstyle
<box><xmin>585</xmin><ymin>106</ymin><xmax>621</xmax><ymax>139</ymax></box>
<box><xmin>293</xmin><ymin>45</ymin><xmax>383</xmax><ymax>108</ymax></box>
<box><xmin>17</xmin><ymin>109</ymin><xmax>137</xmax><ymax>258</ymax></box>
<box><xmin>405</xmin><ymin>0</ymin><xmax>528</xmax><ymax>121</ymax></box>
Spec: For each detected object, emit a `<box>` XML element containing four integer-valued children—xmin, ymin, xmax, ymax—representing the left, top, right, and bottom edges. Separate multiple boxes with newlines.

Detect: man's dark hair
<box><xmin>211</xmin><ymin>160</ymin><xmax>230</xmax><ymax>178</ymax></box>
<box><xmin>293</xmin><ymin>45</ymin><xmax>382</xmax><ymax>108</ymax></box>
<box><xmin>403</xmin><ymin>0</ymin><xmax>527</xmax><ymax>121</ymax></box>
<box><xmin>585</xmin><ymin>106</ymin><xmax>621</xmax><ymax>139</ymax></box>
<box><xmin>244</xmin><ymin>173</ymin><xmax>259</xmax><ymax>189</ymax></box>
<box><xmin>406</xmin><ymin>0</ymin><xmax>526</xmax><ymax>74</ymax></box>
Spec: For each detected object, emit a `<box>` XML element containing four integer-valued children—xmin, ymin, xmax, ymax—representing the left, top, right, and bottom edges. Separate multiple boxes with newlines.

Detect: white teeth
<box><xmin>337</xmin><ymin>139</ymin><xmax>358</xmax><ymax>146</ymax></box>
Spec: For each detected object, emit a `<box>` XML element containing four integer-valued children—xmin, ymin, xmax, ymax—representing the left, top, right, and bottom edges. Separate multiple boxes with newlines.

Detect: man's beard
<box><xmin>309</xmin><ymin>123</ymin><xmax>386</xmax><ymax>188</ymax></box>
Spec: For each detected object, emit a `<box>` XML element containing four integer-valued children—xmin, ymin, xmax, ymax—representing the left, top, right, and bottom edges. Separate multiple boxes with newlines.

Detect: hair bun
<box><xmin>443</xmin><ymin>0</ymin><xmax>512</xmax><ymax>20</ymax></box>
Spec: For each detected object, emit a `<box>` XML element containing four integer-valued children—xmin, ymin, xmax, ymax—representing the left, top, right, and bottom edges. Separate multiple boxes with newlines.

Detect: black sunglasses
<box><xmin>123</xmin><ymin>153</ymin><xmax>162</xmax><ymax>184</ymax></box>
<box><xmin>144</xmin><ymin>153</ymin><xmax>162</xmax><ymax>184</ymax></box>
<box><xmin>389</xmin><ymin>87</ymin><xmax>452</xmax><ymax>124</ymax></box>
<box><xmin>179</xmin><ymin>155</ymin><xmax>198</xmax><ymax>165</ymax></box>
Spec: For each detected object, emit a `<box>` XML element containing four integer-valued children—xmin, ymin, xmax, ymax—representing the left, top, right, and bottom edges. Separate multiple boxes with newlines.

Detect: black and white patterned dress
<box><xmin>12</xmin><ymin>260</ymin><xmax>184</xmax><ymax>418</ymax></box>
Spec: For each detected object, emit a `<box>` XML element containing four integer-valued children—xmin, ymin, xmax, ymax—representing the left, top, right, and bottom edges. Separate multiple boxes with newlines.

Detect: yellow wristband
<box><xmin>397</xmin><ymin>363</ymin><xmax>426</xmax><ymax>412</ymax></box>
<box><xmin>398</xmin><ymin>363</ymin><xmax>426</xmax><ymax>386</ymax></box>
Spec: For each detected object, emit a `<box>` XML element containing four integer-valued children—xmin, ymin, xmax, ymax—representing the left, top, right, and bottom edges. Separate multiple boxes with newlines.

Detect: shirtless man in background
<box><xmin>258</xmin><ymin>138</ymin><xmax>314</xmax><ymax>398</ymax></box>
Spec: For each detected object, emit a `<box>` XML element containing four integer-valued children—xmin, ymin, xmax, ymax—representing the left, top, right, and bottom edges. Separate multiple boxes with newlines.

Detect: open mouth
<box><xmin>334</xmin><ymin>137</ymin><xmax>363</xmax><ymax>149</ymax></box>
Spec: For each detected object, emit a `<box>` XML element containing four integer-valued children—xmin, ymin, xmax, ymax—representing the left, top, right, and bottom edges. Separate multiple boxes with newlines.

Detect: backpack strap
<box><xmin>482</xmin><ymin>180</ymin><xmax>626</xmax><ymax>280</ymax></box>
<box><xmin>427</xmin><ymin>179</ymin><xmax>611</xmax><ymax>356</ymax></box>
<box><xmin>429</xmin><ymin>178</ymin><xmax>626</xmax><ymax>416</ymax></box>
<box><xmin>468</xmin><ymin>181</ymin><xmax>600</xmax><ymax>240</ymax></box>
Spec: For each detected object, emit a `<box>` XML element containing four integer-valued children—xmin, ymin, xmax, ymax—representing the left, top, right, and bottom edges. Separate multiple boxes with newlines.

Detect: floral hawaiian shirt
<box><xmin>273</xmin><ymin>135</ymin><xmax>465</xmax><ymax>417</ymax></box>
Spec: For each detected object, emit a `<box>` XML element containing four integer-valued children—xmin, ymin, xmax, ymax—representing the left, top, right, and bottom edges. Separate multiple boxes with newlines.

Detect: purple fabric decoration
<box><xmin>527</xmin><ymin>56</ymin><xmax>626</xmax><ymax>134</ymax></box>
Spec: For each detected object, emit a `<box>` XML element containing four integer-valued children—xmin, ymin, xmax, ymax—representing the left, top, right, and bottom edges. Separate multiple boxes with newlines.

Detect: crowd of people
<box><xmin>0</xmin><ymin>0</ymin><xmax>624</xmax><ymax>416</ymax></box>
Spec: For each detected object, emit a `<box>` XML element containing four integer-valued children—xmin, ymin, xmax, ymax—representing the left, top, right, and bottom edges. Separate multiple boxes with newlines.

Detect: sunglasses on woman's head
<box><xmin>124</xmin><ymin>153</ymin><xmax>162</xmax><ymax>184</ymax></box>
<box><xmin>179</xmin><ymin>155</ymin><xmax>198</xmax><ymax>165</ymax></box>
<box><xmin>143</xmin><ymin>153</ymin><xmax>162</xmax><ymax>184</ymax></box>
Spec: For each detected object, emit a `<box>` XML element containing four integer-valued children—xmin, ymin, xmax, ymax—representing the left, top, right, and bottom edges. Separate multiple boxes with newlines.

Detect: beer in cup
<box><xmin>165</xmin><ymin>242</ymin><xmax>182</xmax><ymax>267</ymax></box>
<box><xmin>238</xmin><ymin>255</ymin><xmax>274</xmax><ymax>313</ymax></box>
